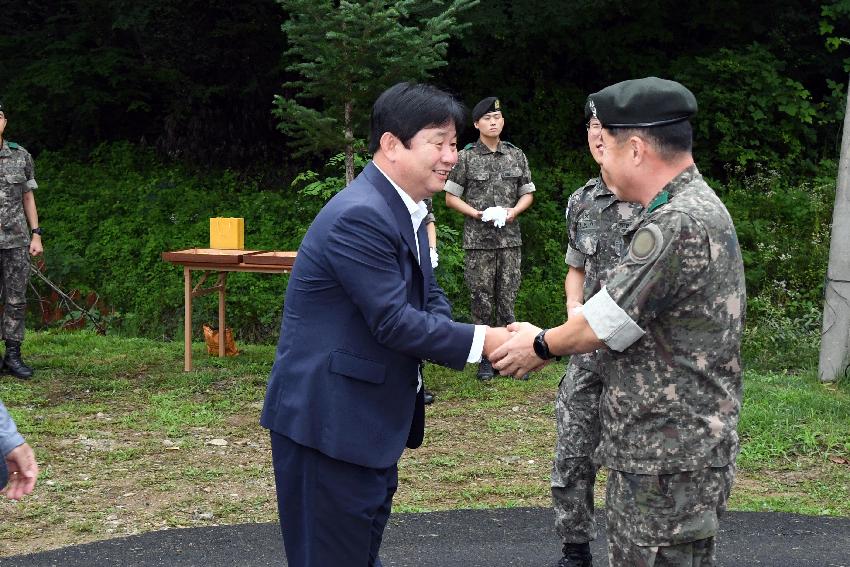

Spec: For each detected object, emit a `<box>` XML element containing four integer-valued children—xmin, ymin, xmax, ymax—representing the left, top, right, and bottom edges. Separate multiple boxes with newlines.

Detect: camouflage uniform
<box><xmin>423</xmin><ymin>197</ymin><xmax>435</xmax><ymax>226</ymax></box>
<box><xmin>582</xmin><ymin>165</ymin><xmax>746</xmax><ymax>564</ymax></box>
<box><xmin>553</xmin><ymin>176</ymin><xmax>641</xmax><ymax>545</ymax></box>
<box><xmin>0</xmin><ymin>141</ymin><xmax>37</xmax><ymax>343</ymax></box>
<box><xmin>444</xmin><ymin>140</ymin><xmax>534</xmax><ymax>326</ymax></box>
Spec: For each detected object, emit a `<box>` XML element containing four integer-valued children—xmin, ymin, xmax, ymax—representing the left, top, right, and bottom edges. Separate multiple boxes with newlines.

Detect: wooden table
<box><xmin>162</xmin><ymin>248</ymin><xmax>296</xmax><ymax>371</ymax></box>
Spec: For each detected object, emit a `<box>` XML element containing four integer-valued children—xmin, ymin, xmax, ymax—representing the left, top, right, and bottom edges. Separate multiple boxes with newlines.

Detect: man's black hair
<box><xmin>369</xmin><ymin>82</ymin><xmax>466</xmax><ymax>154</ymax></box>
<box><xmin>608</xmin><ymin>120</ymin><xmax>693</xmax><ymax>161</ymax></box>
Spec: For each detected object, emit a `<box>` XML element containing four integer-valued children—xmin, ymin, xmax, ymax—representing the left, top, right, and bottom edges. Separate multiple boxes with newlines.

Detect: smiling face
<box><xmin>474</xmin><ymin>111</ymin><xmax>504</xmax><ymax>141</ymax></box>
<box><xmin>392</xmin><ymin>122</ymin><xmax>459</xmax><ymax>201</ymax></box>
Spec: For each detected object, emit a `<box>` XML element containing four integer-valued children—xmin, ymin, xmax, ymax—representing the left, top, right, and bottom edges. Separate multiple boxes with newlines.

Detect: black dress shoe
<box><xmin>423</xmin><ymin>390</ymin><xmax>435</xmax><ymax>405</ymax></box>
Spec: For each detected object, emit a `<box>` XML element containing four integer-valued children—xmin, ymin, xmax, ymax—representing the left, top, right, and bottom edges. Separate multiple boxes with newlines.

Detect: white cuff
<box><xmin>467</xmin><ymin>325</ymin><xmax>486</xmax><ymax>362</ymax></box>
<box><xmin>583</xmin><ymin>286</ymin><xmax>645</xmax><ymax>352</ymax></box>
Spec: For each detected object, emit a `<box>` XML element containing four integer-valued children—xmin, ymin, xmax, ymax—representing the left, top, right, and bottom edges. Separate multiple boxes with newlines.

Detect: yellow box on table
<box><xmin>210</xmin><ymin>217</ymin><xmax>244</xmax><ymax>249</ymax></box>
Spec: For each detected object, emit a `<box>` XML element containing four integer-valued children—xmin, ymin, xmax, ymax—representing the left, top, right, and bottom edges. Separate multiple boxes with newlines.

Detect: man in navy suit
<box><xmin>261</xmin><ymin>82</ymin><xmax>511</xmax><ymax>567</ymax></box>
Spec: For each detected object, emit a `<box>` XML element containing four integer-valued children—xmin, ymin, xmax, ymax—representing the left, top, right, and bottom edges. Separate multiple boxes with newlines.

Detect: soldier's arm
<box><xmin>506</xmin><ymin>193</ymin><xmax>533</xmax><ymax>222</ymax></box>
<box><xmin>23</xmin><ymin>191</ymin><xmax>42</xmax><ymax>257</ymax></box>
<box><xmin>445</xmin><ymin>192</ymin><xmax>482</xmax><ymax>219</ymax></box>
<box><xmin>565</xmin><ymin>267</ymin><xmax>585</xmax><ymax>315</ymax></box>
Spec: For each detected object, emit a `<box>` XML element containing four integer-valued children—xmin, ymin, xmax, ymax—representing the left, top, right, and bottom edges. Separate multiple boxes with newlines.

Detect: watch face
<box><xmin>533</xmin><ymin>332</ymin><xmax>548</xmax><ymax>359</ymax></box>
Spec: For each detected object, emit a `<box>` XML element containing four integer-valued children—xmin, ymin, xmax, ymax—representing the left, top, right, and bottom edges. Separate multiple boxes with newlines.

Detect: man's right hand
<box><xmin>483</xmin><ymin>326</ymin><xmax>512</xmax><ymax>358</ymax></box>
<box><xmin>2</xmin><ymin>443</ymin><xmax>38</xmax><ymax>500</ymax></box>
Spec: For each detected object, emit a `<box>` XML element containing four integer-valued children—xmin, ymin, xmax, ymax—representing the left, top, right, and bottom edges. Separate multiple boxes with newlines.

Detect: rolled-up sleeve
<box><xmin>445</xmin><ymin>153</ymin><xmax>467</xmax><ymax>197</ymax></box>
<box><xmin>0</xmin><ymin>400</ymin><xmax>25</xmax><ymax>456</ymax></box>
<box><xmin>517</xmin><ymin>152</ymin><xmax>535</xmax><ymax>196</ymax></box>
<box><xmin>565</xmin><ymin>245</ymin><xmax>586</xmax><ymax>268</ymax></box>
<box><xmin>584</xmin><ymin>286</ymin><xmax>645</xmax><ymax>351</ymax></box>
<box><xmin>24</xmin><ymin>152</ymin><xmax>38</xmax><ymax>192</ymax></box>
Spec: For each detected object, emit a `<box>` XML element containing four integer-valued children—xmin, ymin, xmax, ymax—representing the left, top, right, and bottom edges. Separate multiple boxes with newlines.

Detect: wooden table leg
<box><xmin>218</xmin><ymin>272</ymin><xmax>227</xmax><ymax>357</ymax></box>
<box><xmin>184</xmin><ymin>266</ymin><xmax>193</xmax><ymax>372</ymax></box>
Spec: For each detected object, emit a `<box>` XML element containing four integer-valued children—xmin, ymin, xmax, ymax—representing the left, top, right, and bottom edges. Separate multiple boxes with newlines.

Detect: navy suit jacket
<box><xmin>261</xmin><ymin>162</ymin><xmax>475</xmax><ymax>469</ymax></box>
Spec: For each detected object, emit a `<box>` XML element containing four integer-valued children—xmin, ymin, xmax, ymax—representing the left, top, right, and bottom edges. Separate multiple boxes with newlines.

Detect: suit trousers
<box><xmin>270</xmin><ymin>431</ymin><xmax>398</xmax><ymax>567</ymax></box>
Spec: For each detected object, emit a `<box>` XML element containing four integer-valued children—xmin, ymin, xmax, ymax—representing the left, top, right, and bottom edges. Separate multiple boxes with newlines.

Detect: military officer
<box><xmin>553</xmin><ymin>103</ymin><xmax>642</xmax><ymax>567</ymax></box>
<box><xmin>0</xmin><ymin>101</ymin><xmax>43</xmax><ymax>379</ymax></box>
<box><xmin>445</xmin><ymin>97</ymin><xmax>535</xmax><ymax>380</ymax></box>
<box><xmin>492</xmin><ymin>77</ymin><xmax>746</xmax><ymax>566</ymax></box>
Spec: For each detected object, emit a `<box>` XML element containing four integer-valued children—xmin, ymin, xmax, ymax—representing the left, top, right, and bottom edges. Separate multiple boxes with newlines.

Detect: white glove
<box><xmin>481</xmin><ymin>206</ymin><xmax>508</xmax><ymax>228</ymax></box>
<box><xmin>429</xmin><ymin>247</ymin><xmax>439</xmax><ymax>269</ymax></box>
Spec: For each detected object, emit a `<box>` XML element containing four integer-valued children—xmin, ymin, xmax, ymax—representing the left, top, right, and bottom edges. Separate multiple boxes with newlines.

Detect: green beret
<box><xmin>588</xmin><ymin>77</ymin><xmax>697</xmax><ymax>128</ymax></box>
<box><xmin>472</xmin><ymin>97</ymin><xmax>501</xmax><ymax>122</ymax></box>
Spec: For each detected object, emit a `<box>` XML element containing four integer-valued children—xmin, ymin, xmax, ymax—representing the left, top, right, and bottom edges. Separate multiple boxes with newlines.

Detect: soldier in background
<box><xmin>492</xmin><ymin>77</ymin><xmax>746</xmax><ymax>566</ymax></box>
<box><xmin>553</xmin><ymin>104</ymin><xmax>642</xmax><ymax>566</ymax></box>
<box><xmin>0</xmin><ymin>101</ymin><xmax>43</xmax><ymax>380</ymax></box>
<box><xmin>445</xmin><ymin>97</ymin><xmax>535</xmax><ymax>380</ymax></box>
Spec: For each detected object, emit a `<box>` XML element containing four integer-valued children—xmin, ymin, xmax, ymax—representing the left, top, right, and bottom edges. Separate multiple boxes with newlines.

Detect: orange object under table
<box><xmin>162</xmin><ymin>248</ymin><xmax>296</xmax><ymax>371</ymax></box>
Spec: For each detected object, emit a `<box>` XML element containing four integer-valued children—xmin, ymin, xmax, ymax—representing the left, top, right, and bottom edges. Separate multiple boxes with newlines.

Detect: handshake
<box><xmin>482</xmin><ymin>322</ymin><xmax>551</xmax><ymax>378</ymax></box>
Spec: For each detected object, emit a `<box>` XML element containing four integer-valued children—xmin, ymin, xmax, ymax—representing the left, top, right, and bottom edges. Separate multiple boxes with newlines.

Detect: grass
<box><xmin>0</xmin><ymin>329</ymin><xmax>848</xmax><ymax>557</ymax></box>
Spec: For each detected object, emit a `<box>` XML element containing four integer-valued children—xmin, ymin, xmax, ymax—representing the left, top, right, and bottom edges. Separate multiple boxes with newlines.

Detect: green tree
<box><xmin>273</xmin><ymin>0</ymin><xmax>478</xmax><ymax>183</ymax></box>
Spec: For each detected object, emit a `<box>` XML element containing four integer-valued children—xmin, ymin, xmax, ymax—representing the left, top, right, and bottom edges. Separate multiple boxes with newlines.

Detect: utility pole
<box><xmin>819</xmin><ymin>75</ymin><xmax>850</xmax><ymax>383</ymax></box>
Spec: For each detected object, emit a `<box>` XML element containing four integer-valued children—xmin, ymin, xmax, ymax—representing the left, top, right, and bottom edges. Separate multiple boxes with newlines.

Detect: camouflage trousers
<box><xmin>552</xmin><ymin>362</ymin><xmax>602</xmax><ymax>544</ymax></box>
<box><xmin>0</xmin><ymin>247</ymin><xmax>29</xmax><ymax>343</ymax></box>
<box><xmin>605</xmin><ymin>464</ymin><xmax>736</xmax><ymax>567</ymax></box>
<box><xmin>463</xmin><ymin>247</ymin><xmax>521</xmax><ymax>326</ymax></box>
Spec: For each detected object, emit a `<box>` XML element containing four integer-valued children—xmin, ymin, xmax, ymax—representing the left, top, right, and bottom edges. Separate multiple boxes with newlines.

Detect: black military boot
<box><xmin>556</xmin><ymin>542</ymin><xmax>592</xmax><ymax>567</ymax></box>
<box><xmin>3</xmin><ymin>340</ymin><xmax>33</xmax><ymax>379</ymax></box>
<box><xmin>476</xmin><ymin>357</ymin><xmax>494</xmax><ymax>380</ymax></box>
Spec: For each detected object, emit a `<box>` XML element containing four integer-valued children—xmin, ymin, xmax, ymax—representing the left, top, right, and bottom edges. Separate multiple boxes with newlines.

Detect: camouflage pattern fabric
<box><xmin>552</xmin><ymin>364</ymin><xmax>602</xmax><ymax>543</ymax></box>
<box><xmin>552</xmin><ymin>176</ymin><xmax>641</xmax><ymax>544</ymax></box>
<box><xmin>565</xmin><ymin>176</ymin><xmax>642</xmax><ymax>373</ymax></box>
<box><xmin>605</xmin><ymin>465</ymin><xmax>735</xmax><ymax>566</ymax></box>
<box><xmin>0</xmin><ymin>141</ymin><xmax>36</xmax><ymax>250</ymax></box>
<box><xmin>587</xmin><ymin>165</ymin><xmax>746</xmax><ymax>474</ymax></box>
<box><xmin>423</xmin><ymin>197</ymin><xmax>435</xmax><ymax>226</ymax></box>
<box><xmin>463</xmin><ymin>247</ymin><xmax>520</xmax><ymax>326</ymax></box>
<box><xmin>0</xmin><ymin>247</ymin><xmax>30</xmax><ymax>342</ymax></box>
<box><xmin>444</xmin><ymin>140</ymin><xmax>534</xmax><ymax>250</ymax></box>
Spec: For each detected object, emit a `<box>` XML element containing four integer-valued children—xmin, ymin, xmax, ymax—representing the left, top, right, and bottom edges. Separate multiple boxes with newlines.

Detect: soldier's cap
<box><xmin>472</xmin><ymin>97</ymin><xmax>502</xmax><ymax>122</ymax></box>
<box><xmin>587</xmin><ymin>77</ymin><xmax>697</xmax><ymax>128</ymax></box>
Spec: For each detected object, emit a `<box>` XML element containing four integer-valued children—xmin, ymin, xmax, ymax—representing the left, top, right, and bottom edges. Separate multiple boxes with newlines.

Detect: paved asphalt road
<box><xmin>4</xmin><ymin>508</ymin><xmax>848</xmax><ymax>566</ymax></box>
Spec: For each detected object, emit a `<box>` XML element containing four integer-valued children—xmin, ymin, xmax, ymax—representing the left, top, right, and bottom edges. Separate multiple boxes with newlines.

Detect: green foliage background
<box><xmin>32</xmin><ymin>143</ymin><xmax>837</xmax><ymax>361</ymax></box>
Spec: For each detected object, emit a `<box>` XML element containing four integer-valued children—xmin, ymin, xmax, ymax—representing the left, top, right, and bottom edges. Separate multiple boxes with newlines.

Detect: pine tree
<box><xmin>273</xmin><ymin>0</ymin><xmax>477</xmax><ymax>183</ymax></box>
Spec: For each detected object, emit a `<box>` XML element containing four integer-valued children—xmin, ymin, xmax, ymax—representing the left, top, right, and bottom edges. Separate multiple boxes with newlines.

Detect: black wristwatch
<box><xmin>31</xmin><ymin>227</ymin><xmax>43</xmax><ymax>236</ymax></box>
<box><xmin>533</xmin><ymin>329</ymin><xmax>561</xmax><ymax>361</ymax></box>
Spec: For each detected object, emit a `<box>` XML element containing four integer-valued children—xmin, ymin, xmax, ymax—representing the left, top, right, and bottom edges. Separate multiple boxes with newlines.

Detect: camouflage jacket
<box><xmin>445</xmin><ymin>140</ymin><xmax>534</xmax><ymax>249</ymax></box>
<box><xmin>565</xmin><ymin>176</ymin><xmax>642</xmax><ymax>371</ymax></box>
<box><xmin>0</xmin><ymin>141</ymin><xmax>37</xmax><ymax>249</ymax></box>
<box><xmin>582</xmin><ymin>165</ymin><xmax>746</xmax><ymax>474</ymax></box>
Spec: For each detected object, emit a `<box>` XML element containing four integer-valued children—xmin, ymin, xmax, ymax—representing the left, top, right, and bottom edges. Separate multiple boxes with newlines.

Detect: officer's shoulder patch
<box><xmin>628</xmin><ymin>224</ymin><xmax>664</xmax><ymax>263</ymax></box>
<box><xmin>7</xmin><ymin>142</ymin><xmax>20</xmax><ymax>150</ymax></box>
<box><xmin>502</xmin><ymin>141</ymin><xmax>520</xmax><ymax>150</ymax></box>
<box><xmin>463</xmin><ymin>142</ymin><xmax>474</xmax><ymax>150</ymax></box>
